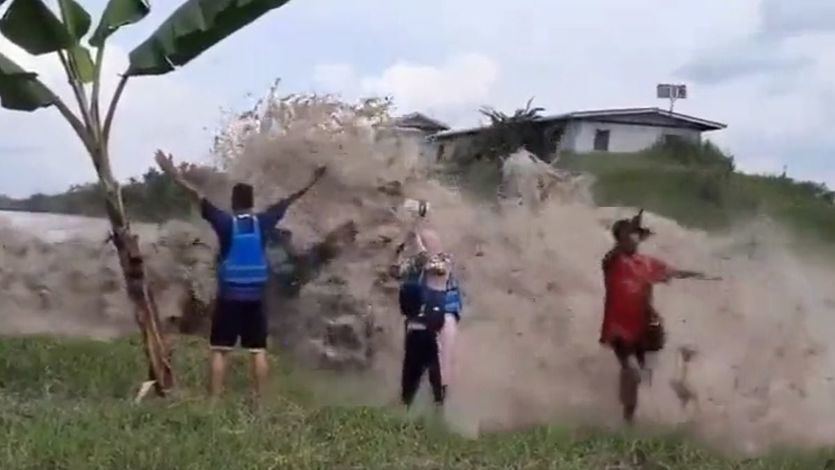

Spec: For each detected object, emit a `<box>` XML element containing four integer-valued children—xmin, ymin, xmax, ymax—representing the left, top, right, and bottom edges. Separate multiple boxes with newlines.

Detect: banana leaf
<box><xmin>57</xmin><ymin>0</ymin><xmax>91</xmax><ymax>40</ymax></box>
<box><xmin>55</xmin><ymin>0</ymin><xmax>95</xmax><ymax>83</ymax></box>
<box><xmin>0</xmin><ymin>0</ymin><xmax>73</xmax><ymax>55</ymax></box>
<box><xmin>127</xmin><ymin>0</ymin><xmax>291</xmax><ymax>76</ymax></box>
<box><xmin>68</xmin><ymin>45</ymin><xmax>95</xmax><ymax>83</ymax></box>
<box><xmin>0</xmin><ymin>52</ymin><xmax>55</xmax><ymax>111</ymax></box>
<box><xmin>89</xmin><ymin>0</ymin><xmax>150</xmax><ymax>47</ymax></box>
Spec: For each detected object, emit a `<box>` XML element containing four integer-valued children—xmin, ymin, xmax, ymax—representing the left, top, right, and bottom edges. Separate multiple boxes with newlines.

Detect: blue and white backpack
<box><xmin>218</xmin><ymin>214</ymin><xmax>269</xmax><ymax>300</ymax></box>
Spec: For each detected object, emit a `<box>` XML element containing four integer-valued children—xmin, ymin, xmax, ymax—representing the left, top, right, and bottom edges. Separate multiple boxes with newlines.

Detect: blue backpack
<box><xmin>218</xmin><ymin>214</ymin><xmax>269</xmax><ymax>300</ymax></box>
<box><xmin>440</xmin><ymin>276</ymin><xmax>462</xmax><ymax>317</ymax></box>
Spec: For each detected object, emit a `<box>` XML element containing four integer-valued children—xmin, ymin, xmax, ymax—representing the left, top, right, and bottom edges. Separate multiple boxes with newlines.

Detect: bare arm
<box><xmin>390</xmin><ymin>231</ymin><xmax>426</xmax><ymax>279</ymax></box>
<box><xmin>154</xmin><ymin>150</ymin><xmax>203</xmax><ymax>204</ymax></box>
<box><xmin>671</xmin><ymin>270</ymin><xmax>721</xmax><ymax>281</ymax></box>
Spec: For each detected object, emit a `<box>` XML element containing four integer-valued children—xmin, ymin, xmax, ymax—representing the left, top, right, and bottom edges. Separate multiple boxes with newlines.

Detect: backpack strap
<box><xmin>444</xmin><ymin>274</ymin><xmax>462</xmax><ymax>316</ymax></box>
<box><xmin>252</xmin><ymin>215</ymin><xmax>260</xmax><ymax>234</ymax></box>
<box><xmin>232</xmin><ymin>213</ymin><xmax>259</xmax><ymax>235</ymax></box>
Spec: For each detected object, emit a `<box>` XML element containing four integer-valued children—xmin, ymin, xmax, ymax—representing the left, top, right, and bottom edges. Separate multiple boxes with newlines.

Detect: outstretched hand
<box><xmin>154</xmin><ymin>150</ymin><xmax>178</xmax><ymax>176</ymax></box>
<box><xmin>312</xmin><ymin>165</ymin><xmax>327</xmax><ymax>182</ymax></box>
<box><xmin>154</xmin><ymin>149</ymin><xmax>202</xmax><ymax>202</ymax></box>
<box><xmin>675</xmin><ymin>270</ymin><xmax>722</xmax><ymax>281</ymax></box>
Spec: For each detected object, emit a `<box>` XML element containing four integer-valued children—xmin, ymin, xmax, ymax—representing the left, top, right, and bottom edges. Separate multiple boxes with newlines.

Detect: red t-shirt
<box><xmin>600</xmin><ymin>249</ymin><xmax>672</xmax><ymax>346</ymax></box>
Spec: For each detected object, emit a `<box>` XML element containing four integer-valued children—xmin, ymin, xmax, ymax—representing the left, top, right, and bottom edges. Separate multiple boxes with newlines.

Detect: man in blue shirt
<box><xmin>155</xmin><ymin>150</ymin><xmax>325</xmax><ymax>399</ymax></box>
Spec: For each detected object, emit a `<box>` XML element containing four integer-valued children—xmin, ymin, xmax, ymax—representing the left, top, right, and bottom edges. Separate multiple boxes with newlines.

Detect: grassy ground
<box><xmin>557</xmin><ymin>142</ymin><xmax>835</xmax><ymax>251</ymax></box>
<box><xmin>1</xmin><ymin>337</ymin><xmax>833</xmax><ymax>469</ymax></box>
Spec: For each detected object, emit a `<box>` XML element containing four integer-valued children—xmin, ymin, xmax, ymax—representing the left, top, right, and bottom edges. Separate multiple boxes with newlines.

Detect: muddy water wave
<box><xmin>4</xmin><ymin>91</ymin><xmax>835</xmax><ymax>454</ymax></box>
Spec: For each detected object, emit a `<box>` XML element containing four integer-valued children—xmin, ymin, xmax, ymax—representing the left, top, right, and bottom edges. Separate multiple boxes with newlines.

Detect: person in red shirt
<box><xmin>600</xmin><ymin>210</ymin><xmax>715</xmax><ymax>423</ymax></box>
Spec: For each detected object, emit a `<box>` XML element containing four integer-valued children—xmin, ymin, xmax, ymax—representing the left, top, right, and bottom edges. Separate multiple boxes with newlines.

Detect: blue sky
<box><xmin>1</xmin><ymin>0</ymin><xmax>834</xmax><ymax>197</ymax></box>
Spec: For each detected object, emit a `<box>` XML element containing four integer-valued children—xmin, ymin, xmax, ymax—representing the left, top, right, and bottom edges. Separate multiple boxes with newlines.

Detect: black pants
<box><xmin>401</xmin><ymin>329</ymin><xmax>444</xmax><ymax>406</ymax></box>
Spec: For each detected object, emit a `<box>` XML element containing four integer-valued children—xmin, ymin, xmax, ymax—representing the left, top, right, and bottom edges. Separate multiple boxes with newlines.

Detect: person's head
<box><xmin>611</xmin><ymin>216</ymin><xmax>651</xmax><ymax>254</ymax></box>
<box><xmin>231</xmin><ymin>183</ymin><xmax>254</xmax><ymax>213</ymax></box>
<box><xmin>612</xmin><ymin>219</ymin><xmax>638</xmax><ymax>253</ymax></box>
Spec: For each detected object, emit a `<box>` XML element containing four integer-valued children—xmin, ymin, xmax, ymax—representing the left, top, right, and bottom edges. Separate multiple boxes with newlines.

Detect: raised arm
<box><xmin>283</xmin><ymin>165</ymin><xmax>327</xmax><ymax>207</ymax></box>
<box><xmin>389</xmin><ymin>231</ymin><xmax>427</xmax><ymax>279</ymax></box>
<box><xmin>154</xmin><ymin>150</ymin><xmax>203</xmax><ymax>204</ymax></box>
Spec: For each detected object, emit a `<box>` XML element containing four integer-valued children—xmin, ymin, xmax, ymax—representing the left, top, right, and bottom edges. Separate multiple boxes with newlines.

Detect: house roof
<box><xmin>432</xmin><ymin>107</ymin><xmax>727</xmax><ymax>139</ymax></box>
<box><xmin>393</xmin><ymin>112</ymin><xmax>450</xmax><ymax>132</ymax></box>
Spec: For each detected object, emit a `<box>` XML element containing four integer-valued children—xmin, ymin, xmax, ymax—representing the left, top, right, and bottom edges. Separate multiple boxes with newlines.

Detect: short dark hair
<box><xmin>611</xmin><ymin>218</ymin><xmax>652</xmax><ymax>241</ymax></box>
<box><xmin>231</xmin><ymin>183</ymin><xmax>254</xmax><ymax>211</ymax></box>
<box><xmin>611</xmin><ymin>219</ymin><xmax>632</xmax><ymax>240</ymax></box>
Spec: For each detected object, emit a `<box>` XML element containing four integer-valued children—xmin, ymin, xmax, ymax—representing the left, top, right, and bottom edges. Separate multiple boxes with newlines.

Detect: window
<box><xmin>663</xmin><ymin>134</ymin><xmax>684</xmax><ymax>145</ymax></box>
<box><xmin>593</xmin><ymin>129</ymin><xmax>610</xmax><ymax>152</ymax></box>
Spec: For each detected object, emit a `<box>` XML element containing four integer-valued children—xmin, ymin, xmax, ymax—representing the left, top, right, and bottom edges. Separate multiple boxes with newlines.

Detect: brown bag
<box><xmin>642</xmin><ymin>308</ymin><xmax>666</xmax><ymax>352</ymax></box>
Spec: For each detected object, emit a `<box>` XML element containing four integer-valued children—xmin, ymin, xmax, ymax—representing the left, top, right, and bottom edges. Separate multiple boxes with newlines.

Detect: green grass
<box><xmin>1</xmin><ymin>337</ymin><xmax>834</xmax><ymax>469</ymax></box>
<box><xmin>557</xmin><ymin>142</ymin><xmax>835</xmax><ymax>250</ymax></box>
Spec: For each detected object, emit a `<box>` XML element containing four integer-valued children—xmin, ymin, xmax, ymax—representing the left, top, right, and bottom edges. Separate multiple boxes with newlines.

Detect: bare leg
<box><xmin>209</xmin><ymin>349</ymin><xmax>228</xmax><ymax>398</ymax></box>
<box><xmin>250</xmin><ymin>350</ymin><xmax>269</xmax><ymax>401</ymax></box>
<box><xmin>613</xmin><ymin>341</ymin><xmax>640</xmax><ymax>424</ymax></box>
<box><xmin>619</xmin><ymin>367</ymin><xmax>640</xmax><ymax>424</ymax></box>
<box><xmin>438</xmin><ymin>314</ymin><xmax>458</xmax><ymax>388</ymax></box>
<box><xmin>636</xmin><ymin>349</ymin><xmax>653</xmax><ymax>386</ymax></box>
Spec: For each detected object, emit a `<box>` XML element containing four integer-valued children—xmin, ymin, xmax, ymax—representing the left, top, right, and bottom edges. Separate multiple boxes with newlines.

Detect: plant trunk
<box><xmin>97</xmin><ymin>157</ymin><xmax>174</xmax><ymax>396</ymax></box>
<box><xmin>47</xmin><ymin>66</ymin><xmax>173</xmax><ymax>395</ymax></box>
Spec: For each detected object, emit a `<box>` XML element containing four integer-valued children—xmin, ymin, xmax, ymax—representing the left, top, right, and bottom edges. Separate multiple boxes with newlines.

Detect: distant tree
<box><xmin>474</xmin><ymin>98</ymin><xmax>552</xmax><ymax>164</ymax></box>
<box><xmin>0</xmin><ymin>193</ymin><xmax>15</xmax><ymax>209</ymax></box>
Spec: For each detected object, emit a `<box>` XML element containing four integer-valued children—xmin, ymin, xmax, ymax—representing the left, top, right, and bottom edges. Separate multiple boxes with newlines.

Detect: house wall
<box><xmin>435</xmin><ymin>123</ymin><xmax>561</xmax><ymax>162</ymax></box>
<box><xmin>436</xmin><ymin>134</ymin><xmax>479</xmax><ymax>162</ymax></box>
<box><xmin>378</xmin><ymin>127</ymin><xmax>441</xmax><ymax>163</ymax></box>
<box><xmin>559</xmin><ymin>120</ymin><xmax>702</xmax><ymax>153</ymax></box>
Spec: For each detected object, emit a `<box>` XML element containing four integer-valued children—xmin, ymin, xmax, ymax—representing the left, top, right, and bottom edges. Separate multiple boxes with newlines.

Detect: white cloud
<box><xmin>312</xmin><ymin>64</ymin><xmax>357</xmax><ymax>92</ymax></box>
<box><xmin>360</xmin><ymin>53</ymin><xmax>499</xmax><ymax>111</ymax></box>
<box><xmin>761</xmin><ymin>0</ymin><xmax>835</xmax><ymax>38</ymax></box>
<box><xmin>671</xmin><ymin>0</ymin><xmax>835</xmax><ymax>186</ymax></box>
<box><xmin>314</xmin><ymin>53</ymin><xmax>499</xmax><ymax>116</ymax></box>
<box><xmin>679</xmin><ymin>39</ymin><xmax>812</xmax><ymax>84</ymax></box>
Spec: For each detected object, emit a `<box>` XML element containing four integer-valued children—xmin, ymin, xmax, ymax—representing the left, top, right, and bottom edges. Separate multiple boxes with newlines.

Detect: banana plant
<box><xmin>0</xmin><ymin>0</ymin><xmax>292</xmax><ymax>396</ymax></box>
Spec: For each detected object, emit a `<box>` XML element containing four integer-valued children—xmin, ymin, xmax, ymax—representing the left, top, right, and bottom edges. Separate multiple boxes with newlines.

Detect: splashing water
<box><xmin>210</xmin><ymin>92</ymin><xmax>835</xmax><ymax>453</ymax></box>
<box><xmin>4</xmin><ymin>90</ymin><xmax>835</xmax><ymax>455</ymax></box>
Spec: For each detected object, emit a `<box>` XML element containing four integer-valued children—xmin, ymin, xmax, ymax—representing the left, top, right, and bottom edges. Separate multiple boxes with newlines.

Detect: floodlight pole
<box><xmin>657</xmin><ymin>83</ymin><xmax>686</xmax><ymax>113</ymax></box>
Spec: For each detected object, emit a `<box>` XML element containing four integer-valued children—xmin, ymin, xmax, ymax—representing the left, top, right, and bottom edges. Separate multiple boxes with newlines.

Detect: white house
<box><xmin>554</xmin><ymin>108</ymin><xmax>726</xmax><ymax>153</ymax></box>
<box><xmin>431</xmin><ymin>107</ymin><xmax>726</xmax><ymax>161</ymax></box>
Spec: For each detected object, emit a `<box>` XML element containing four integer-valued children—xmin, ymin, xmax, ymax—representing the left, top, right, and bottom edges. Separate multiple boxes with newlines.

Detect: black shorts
<box><xmin>209</xmin><ymin>298</ymin><xmax>267</xmax><ymax>351</ymax></box>
<box><xmin>611</xmin><ymin>338</ymin><xmax>647</xmax><ymax>369</ymax></box>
